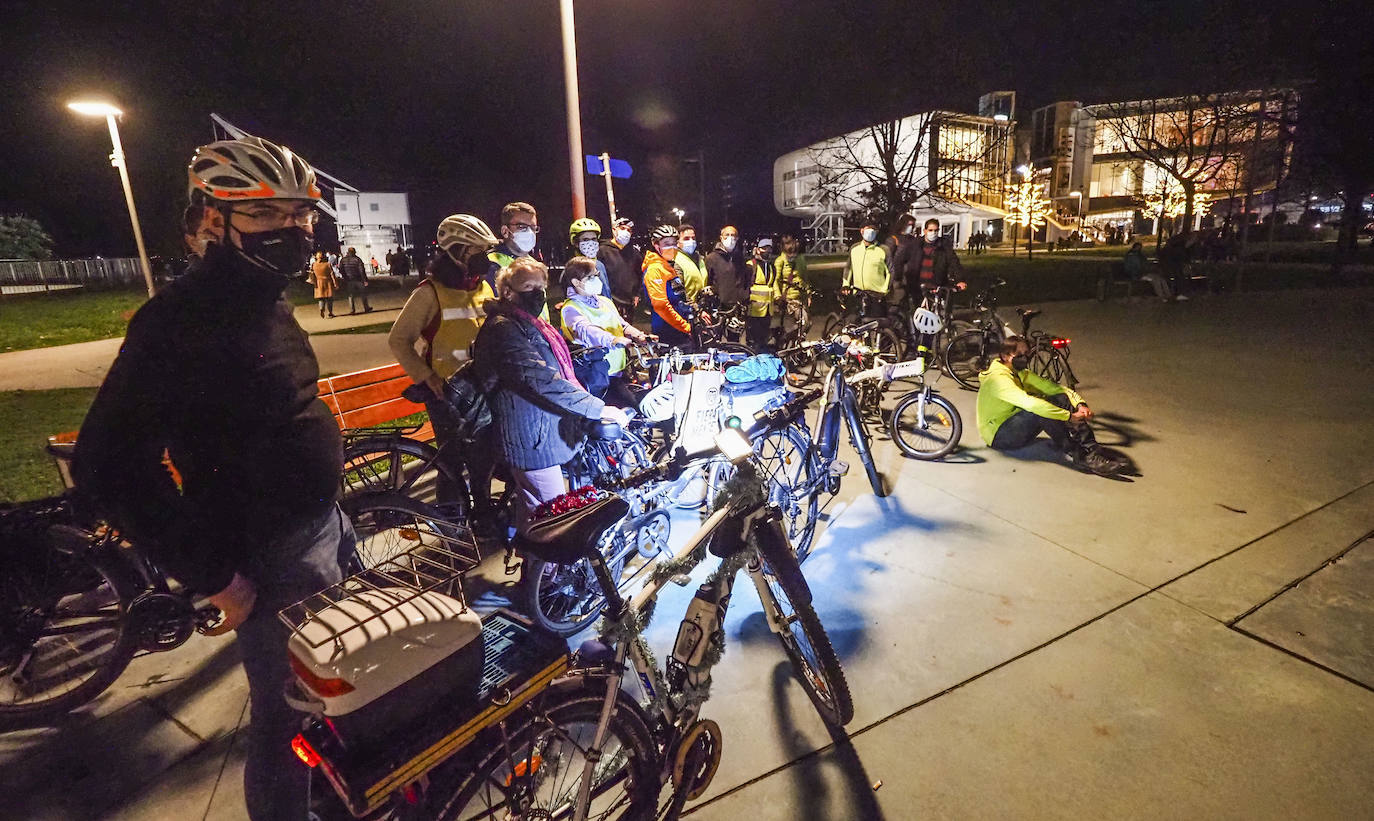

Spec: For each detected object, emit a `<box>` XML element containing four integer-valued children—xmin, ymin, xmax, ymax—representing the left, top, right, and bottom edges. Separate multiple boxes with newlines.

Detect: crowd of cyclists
<box><xmin>61</xmin><ymin>135</ymin><xmax>1130</xmax><ymax>820</ymax></box>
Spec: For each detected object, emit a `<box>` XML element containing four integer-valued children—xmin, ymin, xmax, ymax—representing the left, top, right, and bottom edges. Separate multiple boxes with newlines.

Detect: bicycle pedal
<box><xmin>829</xmin><ymin>460</ymin><xmax>850</xmax><ymax>477</ymax></box>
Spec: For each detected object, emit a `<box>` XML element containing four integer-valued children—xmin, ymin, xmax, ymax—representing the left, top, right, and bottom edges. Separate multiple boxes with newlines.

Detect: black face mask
<box><xmin>515</xmin><ymin>287</ymin><xmax>547</xmax><ymax>315</ymax></box>
<box><xmin>1010</xmin><ymin>354</ymin><xmax>1030</xmax><ymax>371</ymax></box>
<box><xmin>234</xmin><ymin>225</ymin><xmax>314</xmax><ymax>275</ymax></box>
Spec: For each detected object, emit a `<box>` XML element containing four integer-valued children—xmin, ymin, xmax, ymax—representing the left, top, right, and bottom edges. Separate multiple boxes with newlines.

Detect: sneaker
<box><xmin>1073</xmin><ymin>449</ymin><xmax>1124</xmax><ymax>477</ymax></box>
<box><xmin>1174</xmin><ymin>294</ymin><xmax>1190</xmax><ymax>302</ymax></box>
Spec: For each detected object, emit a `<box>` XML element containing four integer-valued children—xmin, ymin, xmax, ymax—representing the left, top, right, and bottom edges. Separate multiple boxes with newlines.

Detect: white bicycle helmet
<box><xmin>437</xmin><ymin>214</ymin><xmax>499</xmax><ymax>251</ymax></box>
<box><xmin>188</xmin><ymin>137</ymin><xmax>321</xmax><ymax>203</ymax></box>
<box><xmin>638</xmin><ymin>381</ymin><xmax>677</xmax><ymax>422</ymax></box>
<box><xmin>650</xmin><ymin>224</ymin><xmax>679</xmax><ymax>244</ymax></box>
<box><xmin>912</xmin><ymin>307</ymin><xmax>943</xmax><ymax>335</ymax></box>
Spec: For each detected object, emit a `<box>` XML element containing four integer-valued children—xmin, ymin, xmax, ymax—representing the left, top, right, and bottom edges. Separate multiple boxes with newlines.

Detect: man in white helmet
<box><xmin>74</xmin><ymin>137</ymin><xmax>353</xmax><ymax>821</ymax></box>
<box><xmin>388</xmin><ymin>213</ymin><xmax>502</xmax><ymax>533</ymax></box>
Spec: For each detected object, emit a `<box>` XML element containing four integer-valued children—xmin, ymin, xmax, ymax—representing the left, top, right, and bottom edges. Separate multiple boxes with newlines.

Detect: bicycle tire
<box><xmin>341</xmin><ymin>436</ymin><xmax>471</xmax><ymax>518</ymax></box>
<box><xmin>944</xmin><ymin>329</ymin><xmax>989</xmax><ymax>391</ymax></box>
<box><xmin>0</xmin><ymin>526</ymin><xmax>140</xmax><ymax>730</ymax></box>
<box><xmin>890</xmin><ymin>390</ymin><xmax>963</xmax><ymax>461</ymax></box>
<box><xmin>341</xmin><ymin>492</ymin><xmax>469</xmax><ymax>572</ymax></box>
<box><xmin>521</xmin><ymin>531</ymin><xmax>624</xmax><ymax>639</ymax></box>
<box><xmin>426</xmin><ymin>682</ymin><xmax>659</xmax><ymax>821</ymax></box>
<box><xmin>749</xmin><ymin>423</ymin><xmax>820</xmax><ymax>562</ymax></box>
<box><xmin>752</xmin><ymin>518</ymin><xmax>855</xmax><ymax>727</ymax></box>
<box><xmin>842</xmin><ymin>401</ymin><xmax>887</xmax><ymax>497</ymax></box>
<box><xmin>1030</xmin><ymin>348</ymin><xmax>1061</xmax><ymax>384</ymax></box>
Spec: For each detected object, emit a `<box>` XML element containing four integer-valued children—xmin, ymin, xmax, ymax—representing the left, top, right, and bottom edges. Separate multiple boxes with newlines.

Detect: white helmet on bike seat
<box><xmin>912</xmin><ymin>307</ymin><xmax>943</xmax><ymax>335</ymax></box>
<box><xmin>638</xmin><ymin>381</ymin><xmax>676</xmax><ymax>422</ymax></box>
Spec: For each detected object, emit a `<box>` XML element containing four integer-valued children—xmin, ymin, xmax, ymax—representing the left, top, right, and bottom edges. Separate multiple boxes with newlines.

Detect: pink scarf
<box><xmin>511</xmin><ymin>305</ymin><xmax>582</xmax><ymax>388</ymax></box>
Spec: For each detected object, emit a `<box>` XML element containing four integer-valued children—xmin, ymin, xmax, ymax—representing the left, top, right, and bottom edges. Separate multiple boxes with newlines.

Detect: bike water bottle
<box><xmin>672</xmin><ymin>582</ymin><xmax>719</xmax><ymax>670</ymax></box>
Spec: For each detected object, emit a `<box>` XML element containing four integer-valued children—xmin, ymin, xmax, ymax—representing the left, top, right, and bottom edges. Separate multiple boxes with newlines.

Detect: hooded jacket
<box><xmin>642</xmin><ymin>249</ymin><xmax>692</xmax><ymax>334</ymax></box>
<box><xmin>705</xmin><ymin>241</ymin><xmax>748</xmax><ymax>305</ymax></box>
<box><xmin>597</xmin><ymin>239</ymin><xmax>644</xmax><ymax>305</ymax></box>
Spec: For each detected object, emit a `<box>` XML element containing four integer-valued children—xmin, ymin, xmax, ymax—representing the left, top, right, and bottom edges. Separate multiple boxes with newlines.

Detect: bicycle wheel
<box><xmin>944</xmin><ymin>329</ymin><xmax>990</xmax><ymax>391</ymax></box>
<box><xmin>1030</xmin><ymin>348</ymin><xmax>1062</xmax><ymax>384</ymax></box>
<box><xmin>0</xmin><ymin>526</ymin><xmax>140</xmax><ymax>730</ymax></box>
<box><xmin>890</xmin><ymin>390</ymin><xmax>963</xmax><ymax>461</ymax></box>
<box><xmin>342</xmin><ymin>492</ymin><xmax>470</xmax><ymax>572</ymax></box>
<box><xmin>522</xmin><ymin>530</ymin><xmax>625</xmax><ymax>638</ymax></box>
<box><xmin>843</xmin><ymin>401</ymin><xmax>887</xmax><ymax>497</ymax></box>
<box><xmin>752</xmin><ymin>518</ymin><xmax>854</xmax><ymax>727</ymax></box>
<box><xmin>341</xmin><ymin>436</ymin><xmax>470</xmax><ymax>518</ymax></box>
<box><xmin>428</xmin><ymin>683</ymin><xmax>658</xmax><ymax>820</ymax></box>
<box><xmin>751</xmin><ymin>423</ymin><xmax>820</xmax><ymax>562</ymax></box>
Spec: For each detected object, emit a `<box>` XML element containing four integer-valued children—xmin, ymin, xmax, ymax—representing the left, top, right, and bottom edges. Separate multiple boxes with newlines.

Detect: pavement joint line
<box><xmin>1225</xmin><ymin>527</ymin><xmax>1374</xmax><ymax>627</ymax></box>
<box><xmin>201</xmin><ymin>697</ymin><xmax>250</xmax><ymax>821</ymax></box>
<box><xmin>1226</xmin><ymin>623</ymin><xmax>1374</xmax><ymax>696</ymax></box>
<box><xmin>139</xmin><ymin>695</ymin><xmax>207</xmax><ymax>743</ymax></box>
<box><xmin>688</xmin><ymin>476</ymin><xmax>1374</xmax><ymax>814</ymax></box>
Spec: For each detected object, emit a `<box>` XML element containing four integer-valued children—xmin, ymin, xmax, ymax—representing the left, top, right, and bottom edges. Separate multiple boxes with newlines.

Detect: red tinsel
<box><xmin>531</xmin><ymin>485</ymin><xmax>608</xmax><ymax>520</ymax></box>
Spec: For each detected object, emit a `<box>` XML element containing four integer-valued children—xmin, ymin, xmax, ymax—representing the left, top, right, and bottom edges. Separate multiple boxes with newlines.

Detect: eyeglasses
<box><xmin>230</xmin><ymin>206</ymin><xmax>319</xmax><ymax>229</ymax></box>
<box><xmin>658</xmin><ymin>239</ymin><xmax>678</xmax><ymax>249</ymax></box>
<box><xmin>509</xmin><ymin>223</ymin><xmax>540</xmax><ymax>234</ymax></box>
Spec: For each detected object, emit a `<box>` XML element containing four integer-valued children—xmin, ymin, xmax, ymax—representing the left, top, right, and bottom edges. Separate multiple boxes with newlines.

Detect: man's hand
<box><xmin>204</xmin><ymin>573</ymin><xmax>257</xmax><ymax>635</ymax></box>
<box><xmin>600</xmin><ymin>405</ymin><xmax>630</xmax><ymax>427</ymax></box>
<box><xmin>955</xmin><ymin>281</ymin><xmax>968</xmax><ymax>291</ymax></box>
<box><xmin>1069</xmin><ymin>404</ymin><xmax>1092</xmax><ymax>426</ymax></box>
<box><xmin>425</xmin><ymin>373</ymin><xmax>445</xmax><ymax>397</ymax></box>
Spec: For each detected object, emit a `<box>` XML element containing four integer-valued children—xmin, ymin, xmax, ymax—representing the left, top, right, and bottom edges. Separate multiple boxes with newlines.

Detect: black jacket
<box><xmin>472</xmin><ymin>299</ymin><xmax>605</xmax><ymax>471</ymax></box>
<box><xmin>73</xmin><ymin>245</ymin><xmax>342</xmax><ymax>594</ymax></box>
<box><xmin>597</xmin><ymin>240</ymin><xmax>643</xmax><ymax>305</ymax></box>
<box><xmin>705</xmin><ymin>243</ymin><xmax>748</xmax><ymax>306</ymax></box>
<box><xmin>338</xmin><ymin>252</ymin><xmax>368</xmax><ymax>282</ymax></box>
<box><xmin>893</xmin><ymin>237</ymin><xmax>964</xmax><ymax>293</ymax></box>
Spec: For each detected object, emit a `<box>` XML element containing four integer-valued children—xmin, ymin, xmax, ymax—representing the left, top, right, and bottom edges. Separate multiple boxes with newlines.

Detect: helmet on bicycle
<box><xmin>568</xmin><ymin>217</ymin><xmax>601</xmax><ymax>244</ymax></box>
<box><xmin>437</xmin><ymin>214</ymin><xmax>499</xmax><ymax>251</ymax></box>
<box><xmin>638</xmin><ymin>381</ymin><xmax>676</xmax><ymax>422</ymax></box>
<box><xmin>188</xmin><ymin>137</ymin><xmax>321</xmax><ymax>203</ymax></box>
<box><xmin>650</xmin><ymin>224</ymin><xmax>679</xmax><ymax>244</ymax></box>
<box><xmin>912</xmin><ymin>307</ymin><xmax>943</xmax><ymax>335</ymax></box>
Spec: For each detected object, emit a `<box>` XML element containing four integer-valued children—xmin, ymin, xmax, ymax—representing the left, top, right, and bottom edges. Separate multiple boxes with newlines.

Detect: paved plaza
<box><xmin>2</xmin><ymin>287</ymin><xmax>1372</xmax><ymax>820</ymax></box>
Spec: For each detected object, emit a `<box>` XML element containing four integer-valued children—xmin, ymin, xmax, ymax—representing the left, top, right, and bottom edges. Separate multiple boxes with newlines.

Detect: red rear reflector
<box><xmin>289</xmin><ymin>653</ymin><xmax>356</xmax><ymax>697</ymax></box>
<box><xmin>506</xmin><ymin>755</ymin><xmax>543</xmax><ymax>786</ymax></box>
<box><xmin>292</xmin><ymin>734</ymin><xmax>321</xmax><ymax>768</ymax></box>
<box><xmin>1051</xmin><ymin>338</ymin><xmax>1070</xmax><ymax>348</ymax></box>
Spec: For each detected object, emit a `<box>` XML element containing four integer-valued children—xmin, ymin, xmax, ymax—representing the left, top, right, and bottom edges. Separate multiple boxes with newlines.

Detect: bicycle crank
<box><xmin>671</xmin><ymin>718</ymin><xmax>722</xmax><ymax>801</ymax></box>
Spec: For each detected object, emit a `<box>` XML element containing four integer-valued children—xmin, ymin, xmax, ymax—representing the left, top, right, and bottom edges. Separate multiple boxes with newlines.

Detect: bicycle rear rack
<box><xmin>277</xmin><ymin>527</ymin><xmax>480</xmax><ymax>654</ymax></box>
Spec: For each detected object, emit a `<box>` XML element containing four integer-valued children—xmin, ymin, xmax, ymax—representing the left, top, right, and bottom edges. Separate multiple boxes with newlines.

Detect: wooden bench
<box><xmin>48</xmin><ymin>363</ymin><xmax>432</xmax><ymax>486</ymax></box>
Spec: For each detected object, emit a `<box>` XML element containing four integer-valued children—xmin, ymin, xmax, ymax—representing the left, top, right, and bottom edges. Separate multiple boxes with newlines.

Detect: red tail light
<box><xmin>292</xmin><ymin>734</ymin><xmax>321</xmax><ymax>768</ymax></box>
<box><xmin>289</xmin><ymin>653</ymin><xmax>356</xmax><ymax>698</ymax></box>
<box><xmin>1051</xmin><ymin>338</ymin><xmax>1071</xmax><ymax>348</ymax></box>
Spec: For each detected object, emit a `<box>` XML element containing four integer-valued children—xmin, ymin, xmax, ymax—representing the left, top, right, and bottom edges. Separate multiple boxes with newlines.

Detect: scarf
<box><xmin>511</xmin><ymin>304</ymin><xmax>582</xmax><ymax>388</ymax></box>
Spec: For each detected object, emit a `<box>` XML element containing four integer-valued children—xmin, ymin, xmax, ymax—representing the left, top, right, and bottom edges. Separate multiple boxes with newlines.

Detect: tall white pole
<box><xmin>559</xmin><ymin>0</ymin><xmax>587</xmax><ymax>220</ymax></box>
<box><xmin>600</xmin><ymin>152</ymin><xmax>617</xmax><ymax>225</ymax></box>
<box><xmin>106</xmin><ymin>114</ymin><xmax>155</xmax><ymax>297</ymax></box>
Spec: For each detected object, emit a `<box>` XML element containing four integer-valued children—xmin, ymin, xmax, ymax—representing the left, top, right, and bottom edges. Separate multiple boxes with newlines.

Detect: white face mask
<box><xmin>862</xmin><ymin>229</ymin><xmax>877</xmax><ymax>243</ymax></box>
<box><xmin>579</xmin><ymin>277</ymin><xmax>603</xmax><ymax>296</ymax></box>
<box><xmin>925</xmin><ymin>230</ymin><xmax>939</xmax><ymax>241</ymax></box>
<box><xmin>578</xmin><ymin>239</ymin><xmax>600</xmax><ymax>257</ymax></box>
<box><xmin>721</xmin><ymin>236</ymin><xmax>737</xmax><ymax>252</ymax></box>
<box><xmin>614</xmin><ymin>229</ymin><xmax>632</xmax><ymax>245</ymax></box>
<box><xmin>903</xmin><ymin>225</ymin><xmax>915</xmax><ymax>235</ymax></box>
<box><xmin>510</xmin><ymin>227</ymin><xmax>537</xmax><ymax>253</ymax></box>
<box><xmin>680</xmin><ymin>239</ymin><xmax>697</xmax><ymax>255</ymax></box>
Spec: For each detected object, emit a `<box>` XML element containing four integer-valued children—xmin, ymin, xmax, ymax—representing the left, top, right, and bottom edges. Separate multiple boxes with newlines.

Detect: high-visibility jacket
<box><xmin>675</xmin><ymin>251</ymin><xmax>709</xmax><ymax>303</ymax></box>
<box><xmin>422</xmin><ymin>279</ymin><xmax>495</xmax><ymax>379</ymax></box>
<box><xmin>487</xmin><ymin>248</ymin><xmax>550</xmax><ymax>321</ymax></box>
<box><xmin>561</xmin><ymin>294</ymin><xmax>628</xmax><ymax>374</ymax></box>
<box><xmin>976</xmin><ymin>359</ymin><xmax>1085</xmax><ymax>445</ymax></box>
<box><xmin>843</xmin><ymin>242</ymin><xmax>891</xmax><ymax>295</ymax></box>
<box><xmin>747</xmin><ymin>258</ymin><xmax>778</xmax><ymax>318</ymax></box>
<box><xmin>775</xmin><ymin>252</ymin><xmax>808</xmax><ymax>302</ymax></box>
<box><xmin>643</xmin><ymin>250</ymin><xmax>691</xmax><ymax>333</ymax></box>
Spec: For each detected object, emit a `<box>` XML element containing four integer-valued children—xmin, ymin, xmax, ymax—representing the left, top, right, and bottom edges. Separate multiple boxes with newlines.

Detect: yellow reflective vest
<box><xmin>747</xmin><ymin>259</ymin><xmax>778</xmax><ymax>318</ymax></box>
<box><xmin>424</xmin><ymin>279</ymin><xmax>495</xmax><ymax>379</ymax></box>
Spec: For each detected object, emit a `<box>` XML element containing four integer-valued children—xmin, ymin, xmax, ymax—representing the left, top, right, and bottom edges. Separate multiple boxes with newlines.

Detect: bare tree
<box><xmin>806</xmin><ymin>112</ymin><xmax>1011</xmax><ymax>232</ymax></box>
<box><xmin>1092</xmin><ymin>92</ymin><xmax>1259</xmax><ymax>237</ymax></box>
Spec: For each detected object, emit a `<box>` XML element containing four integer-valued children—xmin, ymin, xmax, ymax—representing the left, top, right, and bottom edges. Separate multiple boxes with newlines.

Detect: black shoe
<box><xmin>1073</xmin><ymin>449</ymin><xmax>1123</xmax><ymax>477</ymax></box>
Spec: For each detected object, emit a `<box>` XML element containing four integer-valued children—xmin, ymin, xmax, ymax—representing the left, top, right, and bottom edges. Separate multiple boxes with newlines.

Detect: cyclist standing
<box><xmin>842</xmin><ymin>218</ymin><xmax>892</xmax><ymax>318</ymax></box>
<box><xmin>484</xmin><ymin>202</ymin><xmax>550</xmax><ymax>322</ymax></box>
<box><xmin>568</xmin><ymin>216</ymin><xmax>611</xmax><ymax>297</ymax></box>
<box><xmin>388</xmin><ymin>214</ymin><xmax>502</xmax><ymax>529</ymax></box>
<box><xmin>673</xmin><ymin>223</ymin><xmax>709</xmax><ymax>303</ymax></box>
<box><xmin>774</xmin><ymin>232</ymin><xmax>810</xmax><ymax>344</ymax></box>
<box><xmin>706</xmin><ymin>225</ymin><xmax>748</xmax><ymax>313</ymax></box>
<box><xmin>74</xmin><ymin>137</ymin><xmax>354</xmax><ymax>821</ymax></box>
<box><xmin>894</xmin><ymin>217</ymin><xmax>967</xmax><ymax>298</ymax></box>
<box><xmin>598</xmin><ymin>216</ymin><xmax>643</xmax><ymax>320</ymax></box>
<box><xmin>643</xmin><ymin>224</ymin><xmax>694</xmax><ymax>348</ymax></box>
<box><xmin>746</xmin><ymin>237</ymin><xmax>779</xmax><ymax>351</ymax></box>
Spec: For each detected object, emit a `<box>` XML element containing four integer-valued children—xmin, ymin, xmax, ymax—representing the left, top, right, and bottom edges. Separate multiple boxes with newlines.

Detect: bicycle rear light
<box><xmin>292</xmin><ymin>734</ymin><xmax>321</xmax><ymax>768</ymax></box>
<box><xmin>1051</xmin><ymin>338</ymin><xmax>1071</xmax><ymax>348</ymax></box>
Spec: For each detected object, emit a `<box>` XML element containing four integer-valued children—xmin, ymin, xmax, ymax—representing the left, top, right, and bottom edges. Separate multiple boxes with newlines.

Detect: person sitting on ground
<box><xmin>560</xmin><ymin>255</ymin><xmax>650</xmax><ymax>407</ymax></box>
<box><xmin>473</xmin><ymin>257</ymin><xmax>628</xmax><ymax>533</ymax></box>
<box><xmin>976</xmin><ymin>336</ymin><xmax>1125</xmax><ymax>477</ymax></box>
<box><xmin>1123</xmin><ymin>241</ymin><xmax>1171</xmax><ymax>302</ymax></box>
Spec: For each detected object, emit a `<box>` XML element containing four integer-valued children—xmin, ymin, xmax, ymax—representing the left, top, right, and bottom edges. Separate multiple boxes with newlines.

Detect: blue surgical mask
<box><xmin>680</xmin><ymin>239</ymin><xmax>697</xmax><ymax>255</ymax></box>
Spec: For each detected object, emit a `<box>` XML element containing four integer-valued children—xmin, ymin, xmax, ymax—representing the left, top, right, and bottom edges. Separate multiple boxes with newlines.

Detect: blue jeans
<box><xmin>235</xmin><ymin>504</ymin><xmax>355</xmax><ymax>821</ymax></box>
<box><xmin>990</xmin><ymin>392</ymin><xmax>1097</xmax><ymax>455</ymax></box>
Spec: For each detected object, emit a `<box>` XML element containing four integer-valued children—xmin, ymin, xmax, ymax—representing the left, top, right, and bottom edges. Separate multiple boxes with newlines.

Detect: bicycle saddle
<box><xmin>46</xmin><ymin>441</ymin><xmax>77</xmax><ymax>460</ymax></box>
<box><xmin>515</xmin><ymin>495</ymin><xmax>630</xmax><ymax>565</ymax></box>
<box><xmin>1016</xmin><ymin>308</ymin><xmax>1042</xmax><ymax>320</ymax></box>
<box><xmin>587</xmin><ymin>421</ymin><xmax>624</xmax><ymax>441</ymax></box>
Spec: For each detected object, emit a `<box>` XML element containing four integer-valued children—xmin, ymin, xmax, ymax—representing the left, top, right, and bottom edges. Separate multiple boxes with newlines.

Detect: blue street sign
<box><xmin>585</xmin><ymin>155</ymin><xmax>633</xmax><ymax>179</ymax></box>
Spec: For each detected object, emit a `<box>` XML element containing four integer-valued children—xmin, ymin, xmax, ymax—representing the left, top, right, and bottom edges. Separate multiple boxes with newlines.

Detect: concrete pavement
<box><xmin>2</xmin><ymin>287</ymin><xmax>1372</xmax><ymax>820</ymax></box>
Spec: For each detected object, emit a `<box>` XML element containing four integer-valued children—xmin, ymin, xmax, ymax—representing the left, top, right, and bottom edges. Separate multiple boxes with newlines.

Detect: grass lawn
<box><xmin>0</xmin><ymin>289</ymin><xmax>147</xmax><ymax>353</ymax></box>
<box><xmin>0</xmin><ymin>388</ymin><xmax>99</xmax><ymax>502</ymax></box>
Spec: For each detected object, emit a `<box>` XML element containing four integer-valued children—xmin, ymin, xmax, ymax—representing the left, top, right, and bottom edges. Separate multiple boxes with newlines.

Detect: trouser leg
<box><xmin>238</xmin><ymin>506</ymin><xmax>353</xmax><ymax>821</ymax></box>
<box><xmin>746</xmin><ymin>316</ymin><xmax>770</xmax><ymax>351</ymax></box>
<box><xmin>510</xmin><ymin>465</ymin><xmax>567</xmax><ymax>534</ymax></box>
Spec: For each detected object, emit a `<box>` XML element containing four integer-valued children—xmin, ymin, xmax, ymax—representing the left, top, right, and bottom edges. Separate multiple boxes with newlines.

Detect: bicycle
<box><xmin>284</xmin><ymin>391</ymin><xmax>852</xmax><ymax>819</ymax></box>
<box><xmin>943</xmin><ymin>281</ymin><xmax>1078</xmax><ymax>391</ymax></box>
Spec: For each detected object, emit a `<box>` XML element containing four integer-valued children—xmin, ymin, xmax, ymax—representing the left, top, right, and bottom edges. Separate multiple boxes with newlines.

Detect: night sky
<box><xmin>0</xmin><ymin>0</ymin><xmax>1323</xmax><ymax>258</ymax></box>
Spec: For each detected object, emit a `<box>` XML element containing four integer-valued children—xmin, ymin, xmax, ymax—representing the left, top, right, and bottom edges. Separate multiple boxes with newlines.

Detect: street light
<box><xmin>671</xmin><ymin>207</ymin><xmax>685</xmax><ymax>221</ymax></box>
<box><xmin>558</xmin><ymin>0</ymin><xmax>587</xmax><ymax>219</ymax></box>
<box><xmin>68</xmin><ymin>100</ymin><xmax>155</xmax><ymax>297</ymax></box>
<box><xmin>1070</xmin><ymin>190</ymin><xmax>1084</xmax><ymax>233</ymax></box>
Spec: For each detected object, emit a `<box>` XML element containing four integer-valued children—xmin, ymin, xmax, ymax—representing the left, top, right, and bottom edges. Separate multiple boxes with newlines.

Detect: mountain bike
<box><xmin>944</xmin><ymin>284</ymin><xmax>1078</xmax><ymax>390</ymax></box>
<box><xmin>284</xmin><ymin>391</ymin><xmax>852</xmax><ymax>820</ymax></box>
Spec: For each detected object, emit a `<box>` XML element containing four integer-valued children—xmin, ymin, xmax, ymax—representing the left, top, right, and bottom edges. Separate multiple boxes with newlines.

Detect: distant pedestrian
<box><xmin>337</xmin><ymin>247</ymin><xmax>373</xmax><ymax>313</ymax></box>
<box><xmin>388</xmin><ymin>246</ymin><xmax>412</xmax><ymax>280</ymax></box>
<box><xmin>309</xmin><ymin>250</ymin><xmax>339</xmax><ymax>317</ymax></box>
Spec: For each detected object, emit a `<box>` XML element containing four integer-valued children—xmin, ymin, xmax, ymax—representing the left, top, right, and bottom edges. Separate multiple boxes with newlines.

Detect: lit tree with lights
<box><xmin>1005</xmin><ymin>180</ymin><xmax>1052</xmax><ymax>259</ymax></box>
<box><xmin>1141</xmin><ymin>177</ymin><xmax>1212</xmax><ymax>243</ymax></box>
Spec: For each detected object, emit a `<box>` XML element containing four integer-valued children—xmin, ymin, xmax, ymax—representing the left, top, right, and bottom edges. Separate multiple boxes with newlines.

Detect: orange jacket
<box><xmin>642</xmin><ymin>250</ymin><xmax>691</xmax><ymax>333</ymax></box>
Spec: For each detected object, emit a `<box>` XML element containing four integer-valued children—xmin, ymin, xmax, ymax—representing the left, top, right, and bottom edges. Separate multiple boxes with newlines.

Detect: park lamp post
<box><xmin>68</xmin><ymin>101</ymin><xmax>156</xmax><ymax>297</ymax></box>
<box><xmin>1070</xmin><ymin>190</ymin><xmax>1084</xmax><ymax>233</ymax></box>
<box><xmin>558</xmin><ymin>0</ymin><xmax>587</xmax><ymax>220</ymax></box>
<box><xmin>671</xmin><ymin>207</ymin><xmax>685</xmax><ymax>222</ymax></box>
